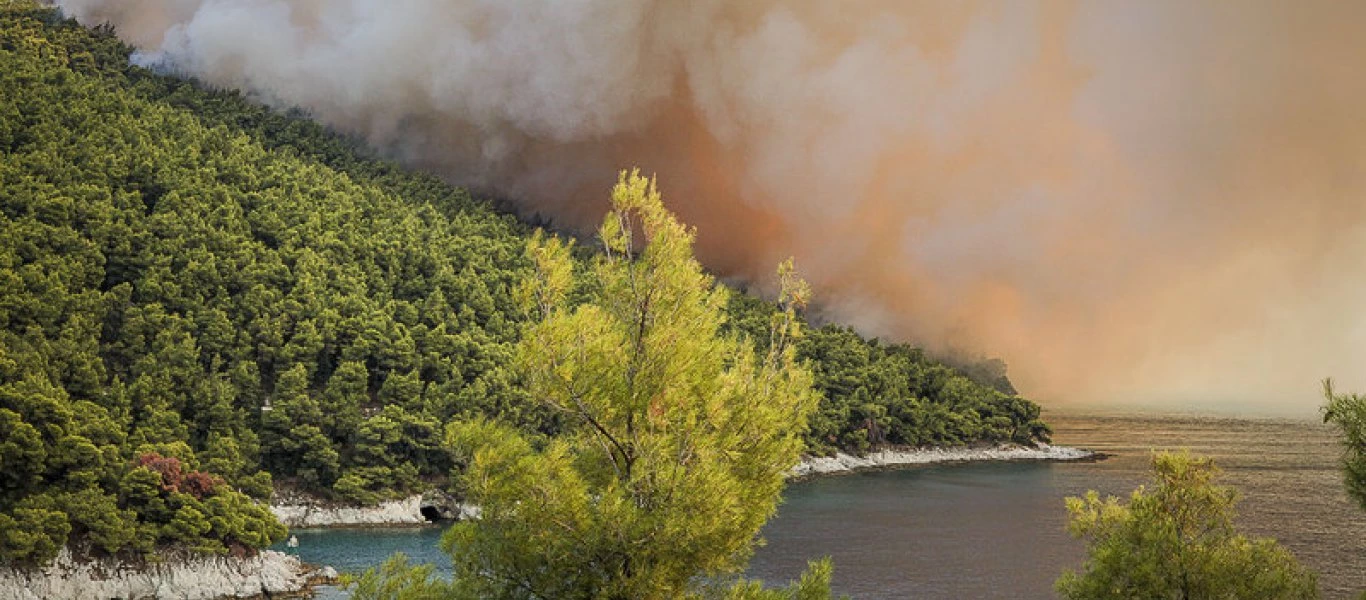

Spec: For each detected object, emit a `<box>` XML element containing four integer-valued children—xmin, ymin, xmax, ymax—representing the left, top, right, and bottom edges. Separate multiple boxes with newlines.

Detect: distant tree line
<box><xmin>727</xmin><ymin>294</ymin><xmax>1049</xmax><ymax>454</ymax></box>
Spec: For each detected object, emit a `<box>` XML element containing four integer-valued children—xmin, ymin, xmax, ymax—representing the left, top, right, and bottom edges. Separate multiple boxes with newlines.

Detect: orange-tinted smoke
<box><xmin>55</xmin><ymin>0</ymin><xmax>1366</xmax><ymax>415</ymax></box>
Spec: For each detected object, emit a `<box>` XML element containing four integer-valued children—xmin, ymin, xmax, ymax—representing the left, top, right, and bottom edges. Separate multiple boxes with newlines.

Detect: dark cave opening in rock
<box><xmin>419</xmin><ymin>505</ymin><xmax>443</xmax><ymax>523</ymax></box>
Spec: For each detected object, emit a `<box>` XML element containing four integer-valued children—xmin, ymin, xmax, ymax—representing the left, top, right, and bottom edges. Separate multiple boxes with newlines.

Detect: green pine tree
<box><xmin>1057</xmin><ymin>451</ymin><xmax>1318</xmax><ymax>600</ymax></box>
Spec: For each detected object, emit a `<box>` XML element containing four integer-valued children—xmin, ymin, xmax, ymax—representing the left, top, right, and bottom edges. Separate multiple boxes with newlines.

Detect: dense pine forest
<box><xmin>0</xmin><ymin>4</ymin><xmax>1049</xmax><ymax>566</ymax></box>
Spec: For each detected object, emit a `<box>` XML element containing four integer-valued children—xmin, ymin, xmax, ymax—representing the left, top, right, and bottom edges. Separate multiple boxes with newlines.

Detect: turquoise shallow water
<box><xmin>274</xmin><ymin>413</ymin><xmax>1366</xmax><ymax>599</ymax></box>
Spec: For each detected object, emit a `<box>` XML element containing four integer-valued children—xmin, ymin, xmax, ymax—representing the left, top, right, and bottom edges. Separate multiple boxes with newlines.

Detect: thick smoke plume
<box><xmin>57</xmin><ymin>0</ymin><xmax>1366</xmax><ymax>415</ymax></box>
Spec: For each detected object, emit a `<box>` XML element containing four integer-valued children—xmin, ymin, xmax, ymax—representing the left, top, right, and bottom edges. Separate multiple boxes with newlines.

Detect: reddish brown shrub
<box><xmin>180</xmin><ymin>471</ymin><xmax>223</xmax><ymax>499</ymax></box>
<box><xmin>135</xmin><ymin>452</ymin><xmax>184</xmax><ymax>493</ymax></box>
<box><xmin>134</xmin><ymin>453</ymin><xmax>222</xmax><ymax>498</ymax></box>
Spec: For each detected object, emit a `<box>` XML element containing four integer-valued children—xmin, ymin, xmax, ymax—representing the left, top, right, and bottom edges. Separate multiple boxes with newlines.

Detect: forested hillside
<box><xmin>0</xmin><ymin>4</ymin><xmax>1047</xmax><ymax>566</ymax></box>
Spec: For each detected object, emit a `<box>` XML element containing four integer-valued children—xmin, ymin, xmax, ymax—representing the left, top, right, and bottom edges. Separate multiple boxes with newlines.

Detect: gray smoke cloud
<box><xmin>56</xmin><ymin>0</ymin><xmax>1366</xmax><ymax>416</ymax></box>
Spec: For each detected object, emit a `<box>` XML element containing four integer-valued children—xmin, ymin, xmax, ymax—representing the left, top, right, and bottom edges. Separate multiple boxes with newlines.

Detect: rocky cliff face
<box><xmin>0</xmin><ymin>549</ymin><xmax>308</xmax><ymax>600</ymax></box>
<box><xmin>272</xmin><ymin>494</ymin><xmax>428</xmax><ymax>528</ymax></box>
<box><xmin>270</xmin><ymin>489</ymin><xmax>477</xmax><ymax>528</ymax></box>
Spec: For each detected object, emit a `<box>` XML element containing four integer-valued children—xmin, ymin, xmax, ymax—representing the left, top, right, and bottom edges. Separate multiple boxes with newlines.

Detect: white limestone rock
<box><xmin>0</xmin><ymin>548</ymin><xmax>305</xmax><ymax>600</ymax></box>
<box><xmin>789</xmin><ymin>444</ymin><xmax>1094</xmax><ymax>478</ymax></box>
<box><xmin>271</xmin><ymin>494</ymin><xmax>427</xmax><ymax>528</ymax></box>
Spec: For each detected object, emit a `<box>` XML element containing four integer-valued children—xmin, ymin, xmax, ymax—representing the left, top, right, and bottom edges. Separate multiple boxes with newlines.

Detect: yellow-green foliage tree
<box><xmin>449</xmin><ymin>171</ymin><xmax>818</xmax><ymax>598</ymax></box>
<box><xmin>1057</xmin><ymin>451</ymin><xmax>1318</xmax><ymax>600</ymax></box>
<box><xmin>352</xmin><ymin>171</ymin><xmax>827</xmax><ymax>599</ymax></box>
<box><xmin>1322</xmin><ymin>379</ymin><xmax>1366</xmax><ymax>512</ymax></box>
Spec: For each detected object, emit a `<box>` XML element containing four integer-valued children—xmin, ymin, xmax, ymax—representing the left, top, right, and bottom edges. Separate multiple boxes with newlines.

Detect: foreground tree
<box><xmin>353</xmin><ymin>170</ymin><xmax>826</xmax><ymax>599</ymax></box>
<box><xmin>1322</xmin><ymin>379</ymin><xmax>1366</xmax><ymax>512</ymax></box>
<box><xmin>1057</xmin><ymin>451</ymin><xmax>1318</xmax><ymax>600</ymax></box>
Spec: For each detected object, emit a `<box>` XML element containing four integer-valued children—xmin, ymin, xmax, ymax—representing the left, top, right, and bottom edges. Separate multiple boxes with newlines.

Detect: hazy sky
<box><xmin>57</xmin><ymin>0</ymin><xmax>1366</xmax><ymax>416</ymax></box>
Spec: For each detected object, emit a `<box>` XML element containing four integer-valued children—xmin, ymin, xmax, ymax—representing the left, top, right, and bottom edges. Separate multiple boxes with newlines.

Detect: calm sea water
<box><xmin>276</xmin><ymin>412</ymin><xmax>1366</xmax><ymax>599</ymax></box>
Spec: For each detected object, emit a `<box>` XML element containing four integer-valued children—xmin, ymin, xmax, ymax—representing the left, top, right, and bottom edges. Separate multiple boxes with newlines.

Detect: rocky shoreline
<box><xmin>0</xmin><ymin>443</ymin><xmax>1091</xmax><ymax>600</ymax></box>
<box><xmin>0</xmin><ymin>548</ymin><xmax>330</xmax><ymax>600</ymax></box>
<box><xmin>789</xmin><ymin>443</ymin><xmax>1096</xmax><ymax>478</ymax></box>
<box><xmin>267</xmin><ymin>444</ymin><xmax>1096</xmax><ymax>529</ymax></box>
<box><xmin>263</xmin><ymin>445</ymin><xmax>1096</xmax><ymax>529</ymax></box>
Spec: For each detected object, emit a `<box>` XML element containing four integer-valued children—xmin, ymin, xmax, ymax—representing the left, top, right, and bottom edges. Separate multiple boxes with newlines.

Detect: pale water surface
<box><xmin>278</xmin><ymin>413</ymin><xmax>1366</xmax><ymax>598</ymax></box>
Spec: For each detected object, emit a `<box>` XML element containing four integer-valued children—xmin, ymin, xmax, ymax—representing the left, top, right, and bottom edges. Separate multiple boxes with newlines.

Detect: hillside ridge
<box><xmin>0</xmin><ymin>3</ymin><xmax>1049</xmax><ymax>567</ymax></box>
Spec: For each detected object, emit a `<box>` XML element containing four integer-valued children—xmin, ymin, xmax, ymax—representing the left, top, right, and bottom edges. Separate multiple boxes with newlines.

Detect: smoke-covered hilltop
<box><xmin>57</xmin><ymin>0</ymin><xmax>1366</xmax><ymax>413</ymax></box>
<box><xmin>1</xmin><ymin>7</ymin><xmax>1055</xmax><ymax>567</ymax></box>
